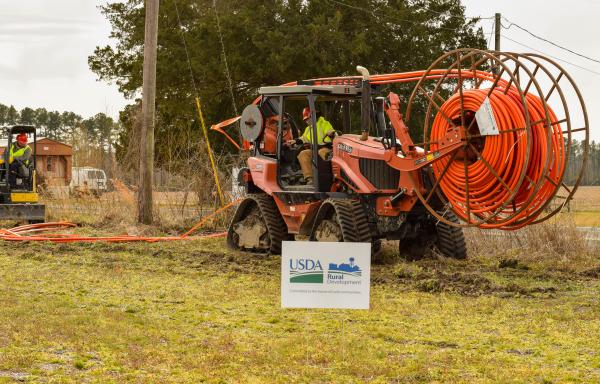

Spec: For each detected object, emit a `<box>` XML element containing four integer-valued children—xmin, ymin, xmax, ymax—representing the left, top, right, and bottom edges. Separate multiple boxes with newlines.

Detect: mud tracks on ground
<box><xmin>3</xmin><ymin>239</ymin><xmax>599</xmax><ymax>298</ymax></box>
<box><xmin>371</xmin><ymin>255</ymin><xmax>598</xmax><ymax>298</ymax></box>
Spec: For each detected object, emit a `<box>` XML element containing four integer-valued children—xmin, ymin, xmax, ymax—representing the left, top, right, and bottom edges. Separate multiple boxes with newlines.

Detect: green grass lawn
<box><xmin>1</xmin><ymin>236</ymin><xmax>599</xmax><ymax>383</ymax></box>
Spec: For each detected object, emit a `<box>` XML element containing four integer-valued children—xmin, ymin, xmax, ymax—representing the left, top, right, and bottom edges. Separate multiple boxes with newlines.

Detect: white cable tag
<box><xmin>475</xmin><ymin>96</ymin><xmax>500</xmax><ymax>136</ymax></box>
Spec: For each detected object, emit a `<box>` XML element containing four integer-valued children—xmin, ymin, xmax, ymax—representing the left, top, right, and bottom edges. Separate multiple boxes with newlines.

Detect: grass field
<box><xmin>556</xmin><ymin>186</ymin><xmax>600</xmax><ymax>227</ymax></box>
<box><xmin>1</xmin><ymin>223</ymin><xmax>599</xmax><ymax>383</ymax></box>
<box><xmin>0</xmin><ymin>186</ymin><xmax>599</xmax><ymax>382</ymax></box>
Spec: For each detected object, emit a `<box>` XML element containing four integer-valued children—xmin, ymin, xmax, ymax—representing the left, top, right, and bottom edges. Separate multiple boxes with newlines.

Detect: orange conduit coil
<box><xmin>430</xmin><ymin>88</ymin><xmax>565</xmax><ymax>229</ymax></box>
<box><xmin>0</xmin><ymin>200</ymin><xmax>239</xmax><ymax>243</ymax></box>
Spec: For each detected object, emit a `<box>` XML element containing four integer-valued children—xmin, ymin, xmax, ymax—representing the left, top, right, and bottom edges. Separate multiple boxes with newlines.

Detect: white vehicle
<box><xmin>70</xmin><ymin>167</ymin><xmax>108</xmax><ymax>196</ymax></box>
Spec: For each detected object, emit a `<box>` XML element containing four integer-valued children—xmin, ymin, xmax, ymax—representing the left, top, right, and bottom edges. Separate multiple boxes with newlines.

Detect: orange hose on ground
<box><xmin>0</xmin><ymin>200</ymin><xmax>241</xmax><ymax>243</ymax></box>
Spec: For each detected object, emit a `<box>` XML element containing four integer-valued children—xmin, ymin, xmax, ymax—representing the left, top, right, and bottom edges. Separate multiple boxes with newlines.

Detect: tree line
<box><xmin>0</xmin><ymin>103</ymin><xmax>120</xmax><ymax>172</ymax></box>
<box><xmin>565</xmin><ymin>139</ymin><xmax>600</xmax><ymax>186</ymax></box>
<box><xmin>0</xmin><ymin>103</ymin><xmax>118</xmax><ymax>144</ymax></box>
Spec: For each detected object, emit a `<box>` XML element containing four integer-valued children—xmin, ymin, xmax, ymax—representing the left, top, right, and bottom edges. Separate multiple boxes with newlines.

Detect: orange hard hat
<box><xmin>302</xmin><ymin>107</ymin><xmax>311</xmax><ymax>121</ymax></box>
<box><xmin>16</xmin><ymin>133</ymin><xmax>28</xmax><ymax>144</ymax></box>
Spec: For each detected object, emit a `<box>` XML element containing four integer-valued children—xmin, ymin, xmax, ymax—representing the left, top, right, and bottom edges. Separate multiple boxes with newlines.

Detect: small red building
<box><xmin>0</xmin><ymin>137</ymin><xmax>73</xmax><ymax>186</ymax></box>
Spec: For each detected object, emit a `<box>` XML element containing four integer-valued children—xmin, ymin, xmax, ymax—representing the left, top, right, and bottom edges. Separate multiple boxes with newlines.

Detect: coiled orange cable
<box><xmin>430</xmin><ymin>87</ymin><xmax>565</xmax><ymax>229</ymax></box>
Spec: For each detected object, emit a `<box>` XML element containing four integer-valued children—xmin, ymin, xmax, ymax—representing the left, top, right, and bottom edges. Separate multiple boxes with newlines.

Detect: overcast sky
<box><xmin>0</xmin><ymin>1</ymin><xmax>125</xmax><ymax>119</ymax></box>
<box><xmin>0</xmin><ymin>0</ymin><xmax>598</xmax><ymax>140</ymax></box>
<box><xmin>462</xmin><ymin>0</ymin><xmax>600</xmax><ymax>141</ymax></box>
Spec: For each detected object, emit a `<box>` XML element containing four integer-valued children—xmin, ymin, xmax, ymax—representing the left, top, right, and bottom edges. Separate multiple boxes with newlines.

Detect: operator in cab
<box><xmin>2</xmin><ymin>133</ymin><xmax>32</xmax><ymax>187</ymax></box>
<box><xmin>286</xmin><ymin>107</ymin><xmax>336</xmax><ymax>184</ymax></box>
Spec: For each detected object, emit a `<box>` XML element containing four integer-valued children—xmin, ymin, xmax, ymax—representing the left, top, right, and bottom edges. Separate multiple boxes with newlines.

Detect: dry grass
<box><xmin>466</xmin><ymin>217</ymin><xmax>598</xmax><ymax>268</ymax></box>
<box><xmin>570</xmin><ymin>186</ymin><xmax>600</xmax><ymax>212</ymax></box>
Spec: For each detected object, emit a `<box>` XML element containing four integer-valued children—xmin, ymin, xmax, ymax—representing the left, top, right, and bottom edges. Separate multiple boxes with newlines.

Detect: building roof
<box><xmin>0</xmin><ymin>137</ymin><xmax>72</xmax><ymax>156</ymax></box>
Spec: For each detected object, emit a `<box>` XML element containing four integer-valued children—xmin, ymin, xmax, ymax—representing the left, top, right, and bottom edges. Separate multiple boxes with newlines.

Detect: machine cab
<box><xmin>0</xmin><ymin>125</ymin><xmax>38</xmax><ymax>203</ymax></box>
<box><xmin>241</xmin><ymin>82</ymin><xmax>368</xmax><ymax>193</ymax></box>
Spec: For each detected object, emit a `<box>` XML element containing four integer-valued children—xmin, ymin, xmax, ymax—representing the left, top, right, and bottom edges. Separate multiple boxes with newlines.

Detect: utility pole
<box><xmin>138</xmin><ymin>0</ymin><xmax>159</xmax><ymax>224</ymax></box>
<box><xmin>494</xmin><ymin>13</ymin><xmax>501</xmax><ymax>51</ymax></box>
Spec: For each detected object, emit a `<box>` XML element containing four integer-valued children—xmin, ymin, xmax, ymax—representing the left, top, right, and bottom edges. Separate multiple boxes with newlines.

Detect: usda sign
<box><xmin>281</xmin><ymin>241</ymin><xmax>371</xmax><ymax>309</ymax></box>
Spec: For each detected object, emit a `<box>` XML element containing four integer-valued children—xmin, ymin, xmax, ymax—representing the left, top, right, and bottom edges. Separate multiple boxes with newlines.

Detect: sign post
<box><xmin>281</xmin><ymin>241</ymin><xmax>371</xmax><ymax>310</ymax></box>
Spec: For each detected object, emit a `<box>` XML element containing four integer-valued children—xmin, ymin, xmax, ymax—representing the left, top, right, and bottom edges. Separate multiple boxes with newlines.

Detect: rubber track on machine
<box><xmin>436</xmin><ymin>211</ymin><xmax>467</xmax><ymax>259</ymax></box>
<box><xmin>329</xmin><ymin>199</ymin><xmax>372</xmax><ymax>243</ymax></box>
<box><xmin>252</xmin><ymin>194</ymin><xmax>287</xmax><ymax>254</ymax></box>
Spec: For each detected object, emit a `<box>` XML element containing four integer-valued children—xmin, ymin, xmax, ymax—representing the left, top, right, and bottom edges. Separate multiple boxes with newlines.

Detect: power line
<box><xmin>213</xmin><ymin>0</ymin><xmax>239</xmax><ymax>117</ymax></box>
<box><xmin>325</xmin><ymin>0</ymin><xmax>489</xmax><ymax>32</ymax></box>
<box><xmin>501</xmin><ymin>34</ymin><xmax>600</xmax><ymax>77</ymax></box>
<box><xmin>173</xmin><ymin>0</ymin><xmax>198</xmax><ymax>94</ymax></box>
<box><xmin>486</xmin><ymin>19</ymin><xmax>495</xmax><ymax>50</ymax></box>
<box><xmin>413</xmin><ymin>1</ymin><xmax>494</xmax><ymax>20</ymax></box>
<box><xmin>502</xmin><ymin>16</ymin><xmax>600</xmax><ymax>65</ymax></box>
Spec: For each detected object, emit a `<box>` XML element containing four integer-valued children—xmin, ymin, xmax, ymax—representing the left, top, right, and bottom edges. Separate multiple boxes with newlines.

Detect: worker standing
<box><xmin>290</xmin><ymin>107</ymin><xmax>336</xmax><ymax>184</ymax></box>
<box><xmin>7</xmin><ymin>133</ymin><xmax>32</xmax><ymax>187</ymax></box>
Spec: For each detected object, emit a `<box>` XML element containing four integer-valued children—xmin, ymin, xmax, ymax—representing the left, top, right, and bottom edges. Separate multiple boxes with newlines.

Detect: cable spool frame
<box><xmin>490</xmin><ymin>52</ymin><xmax>571</xmax><ymax>228</ymax></box>
<box><xmin>485</xmin><ymin>51</ymin><xmax>557</xmax><ymax>229</ymax></box>
<box><xmin>469</xmin><ymin>52</ymin><xmax>588</xmax><ymax>227</ymax></box>
<box><xmin>403</xmin><ymin>48</ymin><xmax>587</xmax><ymax>229</ymax></box>
<box><xmin>405</xmin><ymin>49</ymin><xmax>536</xmax><ymax>228</ymax></box>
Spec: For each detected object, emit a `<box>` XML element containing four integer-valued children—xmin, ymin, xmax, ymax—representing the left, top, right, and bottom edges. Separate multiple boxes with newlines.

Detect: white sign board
<box><xmin>281</xmin><ymin>241</ymin><xmax>371</xmax><ymax>310</ymax></box>
<box><xmin>475</xmin><ymin>96</ymin><xmax>500</xmax><ymax>136</ymax></box>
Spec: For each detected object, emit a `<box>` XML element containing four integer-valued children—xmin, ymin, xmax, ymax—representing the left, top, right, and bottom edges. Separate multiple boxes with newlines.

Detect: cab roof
<box><xmin>258</xmin><ymin>85</ymin><xmax>361</xmax><ymax>96</ymax></box>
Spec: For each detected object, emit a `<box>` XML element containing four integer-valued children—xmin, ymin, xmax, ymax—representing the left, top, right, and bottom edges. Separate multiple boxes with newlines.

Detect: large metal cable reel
<box><xmin>404</xmin><ymin>49</ymin><xmax>534</xmax><ymax>228</ymax></box>
<box><xmin>406</xmin><ymin>49</ymin><xmax>589</xmax><ymax>230</ymax></box>
<box><xmin>240</xmin><ymin>104</ymin><xmax>264</xmax><ymax>142</ymax></box>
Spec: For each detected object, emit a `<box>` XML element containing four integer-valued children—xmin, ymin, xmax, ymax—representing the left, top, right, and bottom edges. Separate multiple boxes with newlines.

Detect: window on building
<box><xmin>46</xmin><ymin>157</ymin><xmax>53</xmax><ymax>172</ymax></box>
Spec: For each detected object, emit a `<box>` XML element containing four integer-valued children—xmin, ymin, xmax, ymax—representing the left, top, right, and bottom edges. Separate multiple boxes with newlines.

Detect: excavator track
<box><xmin>311</xmin><ymin>199</ymin><xmax>372</xmax><ymax>243</ymax></box>
<box><xmin>227</xmin><ymin>194</ymin><xmax>287</xmax><ymax>254</ymax></box>
<box><xmin>436</xmin><ymin>211</ymin><xmax>467</xmax><ymax>259</ymax></box>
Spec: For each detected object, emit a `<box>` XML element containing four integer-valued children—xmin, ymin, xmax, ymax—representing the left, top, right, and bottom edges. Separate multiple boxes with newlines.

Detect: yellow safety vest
<box><xmin>300</xmin><ymin>116</ymin><xmax>334</xmax><ymax>145</ymax></box>
<box><xmin>9</xmin><ymin>144</ymin><xmax>32</xmax><ymax>165</ymax></box>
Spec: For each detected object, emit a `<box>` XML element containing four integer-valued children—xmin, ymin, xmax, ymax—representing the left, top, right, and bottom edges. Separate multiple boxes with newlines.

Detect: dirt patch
<box><xmin>506</xmin><ymin>349</ymin><xmax>535</xmax><ymax>356</ymax></box>
<box><xmin>40</xmin><ymin>363</ymin><xmax>63</xmax><ymax>372</ymax></box>
<box><xmin>0</xmin><ymin>371</ymin><xmax>28</xmax><ymax>382</ymax></box>
<box><xmin>412</xmin><ymin>271</ymin><xmax>493</xmax><ymax>296</ymax></box>
<box><xmin>0</xmin><ymin>235</ymin><xmax>573</xmax><ymax>297</ymax></box>
<box><xmin>498</xmin><ymin>258</ymin><xmax>530</xmax><ymax>270</ymax></box>
<box><xmin>580</xmin><ymin>266</ymin><xmax>600</xmax><ymax>278</ymax></box>
<box><xmin>420</xmin><ymin>340</ymin><xmax>459</xmax><ymax>349</ymax></box>
<box><xmin>383</xmin><ymin>264</ymin><xmax>557</xmax><ymax>297</ymax></box>
<box><xmin>17</xmin><ymin>251</ymin><xmax>46</xmax><ymax>261</ymax></box>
